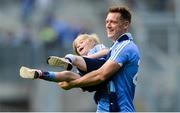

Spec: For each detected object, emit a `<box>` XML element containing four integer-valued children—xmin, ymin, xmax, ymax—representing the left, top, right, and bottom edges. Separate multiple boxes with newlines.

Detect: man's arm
<box><xmin>59</xmin><ymin>60</ymin><xmax>122</xmax><ymax>90</ymax></box>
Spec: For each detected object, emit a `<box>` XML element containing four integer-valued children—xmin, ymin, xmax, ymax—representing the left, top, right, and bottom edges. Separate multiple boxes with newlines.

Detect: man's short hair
<box><xmin>108</xmin><ymin>6</ymin><xmax>132</xmax><ymax>23</ymax></box>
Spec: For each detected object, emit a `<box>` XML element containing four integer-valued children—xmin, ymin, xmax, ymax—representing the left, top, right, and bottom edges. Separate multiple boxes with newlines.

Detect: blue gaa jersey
<box><xmin>87</xmin><ymin>44</ymin><xmax>107</xmax><ymax>55</ymax></box>
<box><xmin>108</xmin><ymin>33</ymin><xmax>140</xmax><ymax>112</ymax></box>
<box><xmin>96</xmin><ymin>33</ymin><xmax>140</xmax><ymax>112</ymax></box>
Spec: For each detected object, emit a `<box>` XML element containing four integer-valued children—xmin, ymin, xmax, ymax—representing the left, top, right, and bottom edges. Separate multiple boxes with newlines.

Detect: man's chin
<box><xmin>107</xmin><ymin>35</ymin><xmax>114</xmax><ymax>39</ymax></box>
<box><xmin>107</xmin><ymin>33</ymin><xmax>114</xmax><ymax>37</ymax></box>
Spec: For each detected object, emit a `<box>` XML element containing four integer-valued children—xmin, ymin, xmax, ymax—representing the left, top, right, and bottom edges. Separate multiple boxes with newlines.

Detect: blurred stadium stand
<box><xmin>0</xmin><ymin>0</ymin><xmax>180</xmax><ymax>112</ymax></box>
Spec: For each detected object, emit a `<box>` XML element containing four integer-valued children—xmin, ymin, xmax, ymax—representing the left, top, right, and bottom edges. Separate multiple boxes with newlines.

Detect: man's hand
<box><xmin>58</xmin><ymin>81</ymin><xmax>74</xmax><ymax>90</ymax></box>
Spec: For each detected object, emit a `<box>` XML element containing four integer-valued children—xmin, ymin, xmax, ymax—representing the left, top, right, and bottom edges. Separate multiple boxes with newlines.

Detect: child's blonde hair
<box><xmin>73</xmin><ymin>33</ymin><xmax>101</xmax><ymax>55</ymax></box>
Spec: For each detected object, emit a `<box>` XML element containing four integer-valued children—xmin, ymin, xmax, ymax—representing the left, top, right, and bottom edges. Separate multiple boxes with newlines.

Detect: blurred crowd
<box><xmin>0</xmin><ymin>0</ymin><xmax>88</xmax><ymax>49</ymax></box>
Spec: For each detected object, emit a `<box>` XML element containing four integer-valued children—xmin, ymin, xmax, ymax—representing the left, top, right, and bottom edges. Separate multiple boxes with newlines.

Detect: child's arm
<box><xmin>85</xmin><ymin>48</ymin><xmax>109</xmax><ymax>59</ymax></box>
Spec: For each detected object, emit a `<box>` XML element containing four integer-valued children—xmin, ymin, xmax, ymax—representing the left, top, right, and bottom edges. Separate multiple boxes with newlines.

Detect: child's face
<box><xmin>75</xmin><ymin>39</ymin><xmax>94</xmax><ymax>56</ymax></box>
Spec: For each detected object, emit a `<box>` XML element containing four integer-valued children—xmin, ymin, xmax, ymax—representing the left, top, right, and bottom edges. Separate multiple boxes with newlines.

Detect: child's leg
<box><xmin>41</xmin><ymin>71</ymin><xmax>80</xmax><ymax>82</ymax></box>
<box><xmin>65</xmin><ymin>54</ymin><xmax>106</xmax><ymax>73</ymax></box>
<box><xmin>66</xmin><ymin>55</ymin><xmax>87</xmax><ymax>71</ymax></box>
<box><xmin>20</xmin><ymin>66</ymin><xmax>80</xmax><ymax>82</ymax></box>
<box><xmin>47</xmin><ymin>55</ymin><xmax>87</xmax><ymax>71</ymax></box>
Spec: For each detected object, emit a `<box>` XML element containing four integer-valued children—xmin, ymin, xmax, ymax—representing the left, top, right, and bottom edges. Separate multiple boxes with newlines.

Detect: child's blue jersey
<box><xmin>87</xmin><ymin>44</ymin><xmax>107</xmax><ymax>55</ymax></box>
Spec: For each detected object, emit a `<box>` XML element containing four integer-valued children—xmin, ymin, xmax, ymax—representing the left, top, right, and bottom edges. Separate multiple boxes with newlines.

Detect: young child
<box><xmin>20</xmin><ymin>33</ymin><xmax>109</xmax><ymax>83</ymax></box>
<box><xmin>47</xmin><ymin>33</ymin><xmax>108</xmax><ymax>71</ymax></box>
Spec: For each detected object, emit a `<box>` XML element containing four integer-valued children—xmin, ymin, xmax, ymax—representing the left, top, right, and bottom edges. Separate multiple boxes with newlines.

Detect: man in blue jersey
<box><xmin>58</xmin><ymin>6</ymin><xmax>140</xmax><ymax>112</ymax></box>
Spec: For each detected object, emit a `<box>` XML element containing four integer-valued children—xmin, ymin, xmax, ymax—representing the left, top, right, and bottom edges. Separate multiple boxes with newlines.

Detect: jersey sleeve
<box><xmin>96</xmin><ymin>44</ymin><xmax>107</xmax><ymax>50</ymax></box>
<box><xmin>88</xmin><ymin>44</ymin><xmax>107</xmax><ymax>55</ymax></box>
<box><xmin>109</xmin><ymin>41</ymin><xmax>130</xmax><ymax>66</ymax></box>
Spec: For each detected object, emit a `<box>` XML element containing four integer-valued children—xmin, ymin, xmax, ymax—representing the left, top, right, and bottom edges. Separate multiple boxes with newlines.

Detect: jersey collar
<box><xmin>116</xmin><ymin>32</ymin><xmax>132</xmax><ymax>43</ymax></box>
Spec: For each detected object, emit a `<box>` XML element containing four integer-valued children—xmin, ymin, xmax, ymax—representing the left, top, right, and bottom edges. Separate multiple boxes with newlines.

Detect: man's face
<box><xmin>105</xmin><ymin>12</ymin><xmax>128</xmax><ymax>41</ymax></box>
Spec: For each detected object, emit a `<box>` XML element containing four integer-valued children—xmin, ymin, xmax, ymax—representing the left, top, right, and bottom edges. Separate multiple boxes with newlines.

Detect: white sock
<box><xmin>65</xmin><ymin>54</ymin><xmax>76</xmax><ymax>63</ymax></box>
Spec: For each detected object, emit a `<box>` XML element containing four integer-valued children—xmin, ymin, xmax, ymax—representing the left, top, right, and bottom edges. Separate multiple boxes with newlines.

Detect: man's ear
<box><xmin>123</xmin><ymin>21</ymin><xmax>130</xmax><ymax>29</ymax></box>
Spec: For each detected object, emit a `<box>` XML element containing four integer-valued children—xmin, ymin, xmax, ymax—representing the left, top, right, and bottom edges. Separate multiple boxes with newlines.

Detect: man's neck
<box><xmin>113</xmin><ymin>32</ymin><xmax>129</xmax><ymax>42</ymax></box>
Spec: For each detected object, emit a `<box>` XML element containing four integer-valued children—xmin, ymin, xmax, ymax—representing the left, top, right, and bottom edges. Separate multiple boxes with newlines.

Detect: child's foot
<box><xmin>47</xmin><ymin>56</ymin><xmax>73</xmax><ymax>70</ymax></box>
<box><xmin>19</xmin><ymin>66</ymin><xmax>41</xmax><ymax>79</ymax></box>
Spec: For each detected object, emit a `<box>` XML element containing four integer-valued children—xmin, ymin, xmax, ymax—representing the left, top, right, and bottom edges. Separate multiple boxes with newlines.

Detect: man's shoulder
<box><xmin>112</xmin><ymin>40</ymin><xmax>131</xmax><ymax>51</ymax></box>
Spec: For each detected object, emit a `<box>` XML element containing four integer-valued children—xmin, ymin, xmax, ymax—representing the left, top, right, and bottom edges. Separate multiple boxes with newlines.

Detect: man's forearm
<box><xmin>70</xmin><ymin>70</ymin><xmax>105</xmax><ymax>88</ymax></box>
